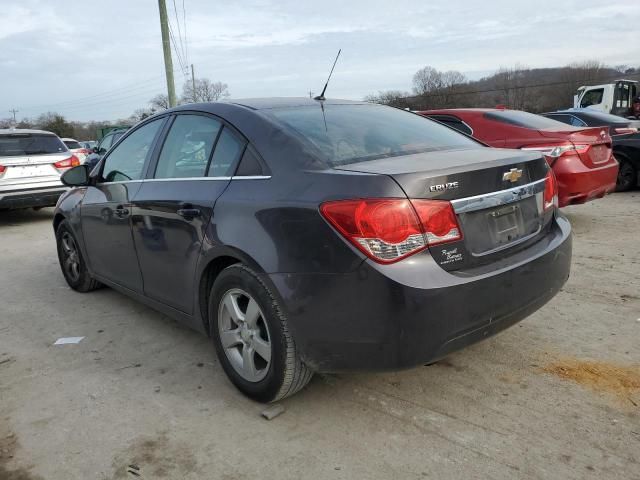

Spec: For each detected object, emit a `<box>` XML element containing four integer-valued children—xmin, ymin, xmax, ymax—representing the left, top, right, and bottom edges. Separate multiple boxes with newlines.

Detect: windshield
<box><xmin>268</xmin><ymin>104</ymin><xmax>479</xmax><ymax>166</ymax></box>
<box><xmin>485</xmin><ymin>110</ymin><xmax>574</xmax><ymax>130</ymax></box>
<box><xmin>0</xmin><ymin>134</ymin><xmax>67</xmax><ymax>157</ymax></box>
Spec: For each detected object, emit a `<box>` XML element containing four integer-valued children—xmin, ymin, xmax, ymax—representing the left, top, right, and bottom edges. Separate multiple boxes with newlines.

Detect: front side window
<box><xmin>101</xmin><ymin>119</ymin><xmax>163</xmax><ymax>182</ymax></box>
<box><xmin>580</xmin><ymin>88</ymin><xmax>604</xmax><ymax>108</ymax></box>
<box><xmin>155</xmin><ymin>115</ymin><xmax>221</xmax><ymax>179</ymax></box>
<box><xmin>268</xmin><ymin>104</ymin><xmax>478</xmax><ymax>167</ymax></box>
<box><xmin>207</xmin><ymin>127</ymin><xmax>246</xmax><ymax>177</ymax></box>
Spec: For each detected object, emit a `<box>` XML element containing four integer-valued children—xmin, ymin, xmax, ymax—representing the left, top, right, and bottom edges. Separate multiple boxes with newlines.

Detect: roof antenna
<box><xmin>314</xmin><ymin>49</ymin><xmax>341</xmax><ymax>101</ymax></box>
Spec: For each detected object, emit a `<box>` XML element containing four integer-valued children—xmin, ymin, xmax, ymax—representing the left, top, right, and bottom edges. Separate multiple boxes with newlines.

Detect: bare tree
<box><xmin>364</xmin><ymin>90</ymin><xmax>411</xmax><ymax>108</ymax></box>
<box><xmin>182</xmin><ymin>79</ymin><xmax>229</xmax><ymax>103</ymax></box>
<box><xmin>495</xmin><ymin>64</ymin><xmax>529</xmax><ymax>110</ymax></box>
<box><xmin>149</xmin><ymin>93</ymin><xmax>171</xmax><ymax>111</ymax></box>
<box><xmin>0</xmin><ymin>118</ymin><xmax>13</xmax><ymax>128</ymax></box>
<box><xmin>412</xmin><ymin>66</ymin><xmax>444</xmax><ymax>95</ymax></box>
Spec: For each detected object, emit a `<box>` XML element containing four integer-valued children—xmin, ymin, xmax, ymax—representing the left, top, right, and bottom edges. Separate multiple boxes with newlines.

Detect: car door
<box><xmin>130</xmin><ymin>113</ymin><xmax>246</xmax><ymax>313</ymax></box>
<box><xmin>81</xmin><ymin>117</ymin><xmax>166</xmax><ymax>292</ymax></box>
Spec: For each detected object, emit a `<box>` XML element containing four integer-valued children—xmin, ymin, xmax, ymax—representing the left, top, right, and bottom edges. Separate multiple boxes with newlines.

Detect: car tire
<box><xmin>209</xmin><ymin>264</ymin><xmax>313</xmax><ymax>402</ymax></box>
<box><xmin>55</xmin><ymin>220</ymin><xmax>102</xmax><ymax>292</ymax></box>
<box><xmin>615</xmin><ymin>156</ymin><xmax>637</xmax><ymax>192</ymax></box>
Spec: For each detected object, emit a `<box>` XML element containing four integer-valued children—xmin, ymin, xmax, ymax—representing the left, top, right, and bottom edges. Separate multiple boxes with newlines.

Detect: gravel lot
<box><xmin>1</xmin><ymin>192</ymin><xmax>639</xmax><ymax>480</ymax></box>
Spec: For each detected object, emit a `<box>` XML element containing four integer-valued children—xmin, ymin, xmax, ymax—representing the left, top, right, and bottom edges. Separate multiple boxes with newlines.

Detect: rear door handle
<box><xmin>177</xmin><ymin>203</ymin><xmax>201</xmax><ymax>219</ymax></box>
<box><xmin>114</xmin><ymin>205</ymin><xmax>129</xmax><ymax>217</ymax></box>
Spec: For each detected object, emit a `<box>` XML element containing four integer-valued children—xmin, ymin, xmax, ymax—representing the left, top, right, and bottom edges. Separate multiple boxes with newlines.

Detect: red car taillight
<box><xmin>0</xmin><ymin>165</ymin><xmax>6</xmax><ymax>175</ymax></box>
<box><xmin>53</xmin><ymin>155</ymin><xmax>80</xmax><ymax>170</ymax></box>
<box><xmin>320</xmin><ymin>198</ymin><xmax>462</xmax><ymax>264</ymax></box>
<box><xmin>543</xmin><ymin>170</ymin><xmax>558</xmax><ymax>211</ymax></box>
<box><xmin>522</xmin><ymin>143</ymin><xmax>589</xmax><ymax>165</ymax></box>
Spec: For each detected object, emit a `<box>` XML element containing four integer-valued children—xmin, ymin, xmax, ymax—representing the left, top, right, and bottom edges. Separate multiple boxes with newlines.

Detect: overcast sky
<box><xmin>1</xmin><ymin>0</ymin><xmax>639</xmax><ymax>122</ymax></box>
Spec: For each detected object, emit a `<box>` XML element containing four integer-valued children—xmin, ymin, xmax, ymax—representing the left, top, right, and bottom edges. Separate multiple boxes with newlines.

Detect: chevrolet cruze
<box><xmin>54</xmin><ymin>99</ymin><xmax>572</xmax><ymax>402</ymax></box>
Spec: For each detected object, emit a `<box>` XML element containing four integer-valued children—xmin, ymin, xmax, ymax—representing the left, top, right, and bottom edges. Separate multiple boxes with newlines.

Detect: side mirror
<box><xmin>92</xmin><ymin>146</ymin><xmax>99</xmax><ymax>153</ymax></box>
<box><xmin>61</xmin><ymin>164</ymin><xmax>90</xmax><ymax>187</ymax></box>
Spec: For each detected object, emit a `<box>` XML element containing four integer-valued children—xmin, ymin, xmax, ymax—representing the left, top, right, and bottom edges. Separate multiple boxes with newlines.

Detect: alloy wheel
<box><xmin>60</xmin><ymin>232</ymin><xmax>81</xmax><ymax>283</ymax></box>
<box><xmin>217</xmin><ymin>288</ymin><xmax>272</xmax><ymax>382</ymax></box>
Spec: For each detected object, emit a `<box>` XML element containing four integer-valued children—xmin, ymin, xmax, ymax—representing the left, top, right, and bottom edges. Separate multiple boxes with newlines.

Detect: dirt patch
<box><xmin>112</xmin><ymin>432</ymin><xmax>198</xmax><ymax>479</ymax></box>
<box><xmin>0</xmin><ymin>425</ymin><xmax>43</xmax><ymax>480</ymax></box>
<box><xmin>543</xmin><ymin>358</ymin><xmax>640</xmax><ymax>407</ymax></box>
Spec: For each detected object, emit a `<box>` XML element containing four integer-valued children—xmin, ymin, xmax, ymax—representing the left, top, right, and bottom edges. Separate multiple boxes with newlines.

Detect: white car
<box><xmin>0</xmin><ymin>129</ymin><xmax>79</xmax><ymax>210</ymax></box>
<box><xmin>61</xmin><ymin>137</ymin><xmax>91</xmax><ymax>163</ymax></box>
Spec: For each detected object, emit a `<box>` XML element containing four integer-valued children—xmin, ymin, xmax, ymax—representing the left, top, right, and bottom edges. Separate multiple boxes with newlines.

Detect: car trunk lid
<box><xmin>538</xmin><ymin>126</ymin><xmax>612</xmax><ymax>167</ymax></box>
<box><xmin>334</xmin><ymin>148</ymin><xmax>553</xmax><ymax>271</ymax></box>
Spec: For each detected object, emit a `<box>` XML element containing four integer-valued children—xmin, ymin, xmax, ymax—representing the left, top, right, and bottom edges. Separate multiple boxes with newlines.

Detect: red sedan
<box><xmin>418</xmin><ymin>108</ymin><xmax>619</xmax><ymax>207</ymax></box>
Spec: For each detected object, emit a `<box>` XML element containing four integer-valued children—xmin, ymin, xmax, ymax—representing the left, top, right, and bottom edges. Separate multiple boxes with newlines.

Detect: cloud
<box><xmin>1</xmin><ymin>0</ymin><xmax>639</xmax><ymax>121</ymax></box>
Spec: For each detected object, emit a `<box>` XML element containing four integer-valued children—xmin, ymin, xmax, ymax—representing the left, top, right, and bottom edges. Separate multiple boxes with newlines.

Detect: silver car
<box><xmin>0</xmin><ymin>129</ymin><xmax>79</xmax><ymax>210</ymax></box>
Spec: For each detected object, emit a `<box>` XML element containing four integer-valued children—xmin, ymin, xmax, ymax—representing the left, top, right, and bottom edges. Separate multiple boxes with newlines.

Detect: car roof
<box><xmin>61</xmin><ymin>137</ymin><xmax>78</xmax><ymax>142</ymax></box>
<box><xmin>420</xmin><ymin>108</ymin><xmax>501</xmax><ymax>114</ymax></box>
<box><xmin>172</xmin><ymin>97</ymin><xmax>366</xmax><ymax>112</ymax></box>
<box><xmin>548</xmin><ymin>109</ymin><xmax>629</xmax><ymax>121</ymax></box>
<box><xmin>0</xmin><ymin>128</ymin><xmax>58</xmax><ymax>135</ymax></box>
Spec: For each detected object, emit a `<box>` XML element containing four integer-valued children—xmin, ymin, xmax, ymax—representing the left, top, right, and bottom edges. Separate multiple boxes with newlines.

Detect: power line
<box><xmin>172</xmin><ymin>0</ymin><xmax>187</xmax><ymax>64</ymax></box>
<box><xmin>17</xmin><ymin>69</ymin><xmax>184</xmax><ymax>115</ymax></box>
<box><xmin>182</xmin><ymin>0</ymin><xmax>188</xmax><ymax>65</ymax></box>
<box><xmin>18</xmin><ymin>74</ymin><xmax>170</xmax><ymax>112</ymax></box>
<box><xmin>168</xmin><ymin>18</ymin><xmax>187</xmax><ymax>76</ymax></box>
<box><xmin>403</xmin><ymin>71</ymin><xmax>640</xmax><ymax>102</ymax></box>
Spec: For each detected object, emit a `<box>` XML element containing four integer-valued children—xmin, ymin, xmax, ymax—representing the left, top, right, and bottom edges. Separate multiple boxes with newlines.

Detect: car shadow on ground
<box><xmin>0</xmin><ymin>207</ymin><xmax>55</xmax><ymax>227</ymax></box>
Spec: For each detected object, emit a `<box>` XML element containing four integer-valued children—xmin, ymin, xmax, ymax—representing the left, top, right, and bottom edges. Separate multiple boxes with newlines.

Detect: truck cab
<box><xmin>574</xmin><ymin>79</ymin><xmax>638</xmax><ymax>118</ymax></box>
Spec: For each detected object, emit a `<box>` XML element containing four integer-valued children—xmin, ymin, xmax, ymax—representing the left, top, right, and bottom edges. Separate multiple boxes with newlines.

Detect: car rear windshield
<box><xmin>0</xmin><ymin>134</ymin><xmax>67</xmax><ymax>157</ymax></box>
<box><xmin>485</xmin><ymin>110</ymin><xmax>572</xmax><ymax>130</ymax></box>
<box><xmin>268</xmin><ymin>104</ymin><xmax>479</xmax><ymax>166</ymax></box>
<box><xmin>573</xmin><ymin>111</ymin><xmax>631</xmax><ymax>125</ymax></box>
<box><xmin>64</xmin><ymin>140</ymin><xmax>82</xmax><ymax>149</ymax></box>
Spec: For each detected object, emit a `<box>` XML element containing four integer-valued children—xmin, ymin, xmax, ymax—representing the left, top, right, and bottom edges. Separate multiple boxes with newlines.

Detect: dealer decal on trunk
<box><xmin>440</xmin><ymin>247</ymin><xmax>463</xmax><ymax>265</ymax></box>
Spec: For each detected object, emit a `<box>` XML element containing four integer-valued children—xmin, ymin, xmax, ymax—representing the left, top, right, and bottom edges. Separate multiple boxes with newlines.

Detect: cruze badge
<box><xmin>429</xmin><ymin>181</ymin><xmax>459</xmax><ymax>192</ymax></box>
<box><xmin>502</xmin><ymin>168</ymin><xmax>523</xmax><ymax>183</ymax></box>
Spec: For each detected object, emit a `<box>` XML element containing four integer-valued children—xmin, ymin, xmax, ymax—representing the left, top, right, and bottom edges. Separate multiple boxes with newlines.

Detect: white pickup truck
<box><xmin>574</xmin><ymin>79</ymin><xmax>638</xmax><ymax>118</ymax></box>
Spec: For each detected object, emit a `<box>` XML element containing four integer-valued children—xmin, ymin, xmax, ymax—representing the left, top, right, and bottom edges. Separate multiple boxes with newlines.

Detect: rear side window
<box><xmin>101</xmin><ymin>119</ymin><xmax>163</xmax><ymax>182</ymax></box>
<box><xmin>428</xmin><ymin>115</ymin><xmax>473</xmax><ymax>135</ymax></box>
<box><xmin>484</xmin><ymin>110</ymin><xmax>572</xmax><ymax>130</ymax></box>
<box><xmin>235</xmin><ymin>146</ymin><xmax>264</xmax><ymax>176</ymax></box>
<box><xmin>64</xmin><ymin>140</ymin><xmax>82</xmax><ymax>149</ymax></box>
<box><xmin>569</xmin><ymin>116</ymin><xmax>587</xmax><ymax>127</ymax></box>
<box><xmin>154</xmin><ymin>114</ymin><xmax>221</xmax><ymax>179</ymax></box>
<box><xmin>269</xmin><ymin>104</ymin><xmax>478</xmax><ymax>167</ymax></box>
<box><xmin>207</xmin><ymin>127</ymin><xmax>246</xmax><ymax>177</ymax></box>
<box><xmin>0</xmin><ymin>134</ymin><xmax>67</xmax><ymax>157</ymax></box>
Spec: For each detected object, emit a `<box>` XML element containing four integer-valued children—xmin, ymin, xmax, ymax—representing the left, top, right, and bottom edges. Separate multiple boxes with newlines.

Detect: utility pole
<box><xmin>191</xmin><ymin>64</ymin><xmax>197</xmax><ymax>103</ymax></box>
<box><xmin>158</xmin><ymin>0</ymin><xmax>176</xmax><ymax>107</ymax></box>
<box><xmin>9</xmin><ymin>109</ymin><xmax>18</xmax><ymax>122</ymax></box>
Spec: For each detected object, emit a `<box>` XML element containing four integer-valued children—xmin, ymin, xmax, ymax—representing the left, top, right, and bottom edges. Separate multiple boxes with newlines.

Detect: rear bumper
<box><xmin>268</xmin><ymin>215</ymin><xmax>572</xmax><ymax>372</ymax></box>
<box><xmin>0</xmin><ymin>183</ymin><xmax>68</xmax><ymax>209</ymax></box>
<box><xmin>553</xmin><ymin>155</ymin><xmax>618</xmax><ymax>207</ymax></box>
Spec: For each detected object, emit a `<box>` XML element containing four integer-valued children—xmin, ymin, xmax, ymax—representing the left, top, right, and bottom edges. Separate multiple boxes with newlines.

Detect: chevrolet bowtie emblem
<box><xmin>502</xmin><ymin>168</ymin><xmax>523</xmax><ymax>183</ymax></box>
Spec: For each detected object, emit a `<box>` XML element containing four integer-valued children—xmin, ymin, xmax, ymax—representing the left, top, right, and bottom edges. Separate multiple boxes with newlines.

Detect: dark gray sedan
<box><xmin>54</xmin><ymin>98</ymin><xmax>572</xmax><ymax>402</ymax></box>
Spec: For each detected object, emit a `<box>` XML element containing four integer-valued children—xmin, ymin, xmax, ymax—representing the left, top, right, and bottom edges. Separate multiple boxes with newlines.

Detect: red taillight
<box><xmin>543</xmin><ymin>170</ymin><xmax>558</xmax><ymax>211</ymax></box>
<box><xmin>0</xmin><ymin>165</ymin><xmax>6</xmax><ymax>175</ymax></box>
<box><xmin>522</xmin><ymin>143</ymin><xmax>588</xmax><ymax>164</ymax></box>
<box><xmin>320</xmin><ymin>198</ymin><xmax>462</xmax><ymax>264</ymax></box>
<box><xmin>53</xmin><ymin>155</ymin><xmax>80</xmax><ymax>170</ymax></box>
